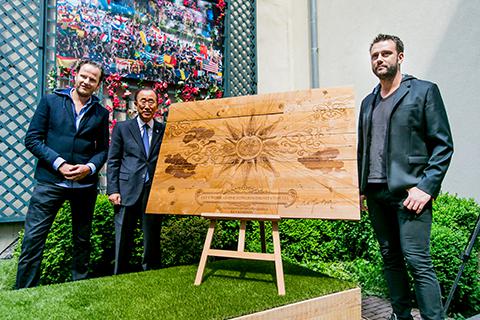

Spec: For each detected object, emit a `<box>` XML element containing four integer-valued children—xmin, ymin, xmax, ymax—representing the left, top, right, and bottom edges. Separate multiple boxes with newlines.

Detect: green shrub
<box><xmin>13</xmin><ymin>193</ymin><xmax>479</xmax><ymax>317</ymax></box>
<box><xmin>431</xmin><ymin>194</ymin><xmax>480</xmax><ymax>316</ymax></box>
<box><xmin>16</xmin><ymin>195</ymin><xmax>225</xmax><ymax>285</ymax></box>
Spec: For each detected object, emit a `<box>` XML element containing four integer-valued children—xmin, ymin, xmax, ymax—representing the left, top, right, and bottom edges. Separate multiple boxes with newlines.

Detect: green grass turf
<box><xmin>0</xmin><ymin>258</ymin><xmax>16</xmax><ymax>291</ymax></box>
<box><xmin>0</xmin><ymin>259</ymin><xmax>357</xmax><ymax>320</ymax></box>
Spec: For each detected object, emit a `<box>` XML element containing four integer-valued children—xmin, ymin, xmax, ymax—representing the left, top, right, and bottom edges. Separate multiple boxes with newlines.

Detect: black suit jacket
<box><xmin>357</xmin><ymin>75</ymin><xmax>454</xmax><ymax>197</ymax></box>
<box><xmin>25</xmin><ymin>88</ymin><xmax>109</xmax><ymax>185</ymax></box>
<box><xmin>107</xmin><ymin>118</ymin><xmax>165</xmax><ymax>207</ymax></box>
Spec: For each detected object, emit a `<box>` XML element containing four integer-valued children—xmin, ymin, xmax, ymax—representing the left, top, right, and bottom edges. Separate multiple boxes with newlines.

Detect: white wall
<box><xmin>257</xmin><ymin>0</ymin><xmax>480</xmax><ymax>202</ymax></box>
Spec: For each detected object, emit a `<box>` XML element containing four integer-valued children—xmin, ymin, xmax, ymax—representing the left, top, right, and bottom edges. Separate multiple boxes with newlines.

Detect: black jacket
<box><xmin>25</xmin><ymin>88</ymin><xmax>110</xmax><ymax>185</ymax></box>
<box><xmin>106</xmin><ymin>118</ymin><xmax>165</xmax><ymax>206</ymax></box>
<box><xmin>357</xmin><ymin>75</ymin><xmax>453</xmax><ymax>197</ymax></box>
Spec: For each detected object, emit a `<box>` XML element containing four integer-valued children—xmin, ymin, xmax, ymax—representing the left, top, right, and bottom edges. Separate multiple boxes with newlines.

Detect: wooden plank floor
<box><xmin>361</xmin><ymin>296</ymin><xmax>421</xmax><ymax>320</ymax></box>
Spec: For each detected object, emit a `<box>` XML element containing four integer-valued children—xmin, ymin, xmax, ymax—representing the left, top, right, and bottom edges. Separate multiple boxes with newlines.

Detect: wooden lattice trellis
<box><xmin>224</xmin><ymin>0</ymin><xmax>257</xmax><ymax>97</ymax></box>
<box><xmin>0</xmin><ymin>0</ymin><xmax>43</xmax><ymax>222</ymax></box>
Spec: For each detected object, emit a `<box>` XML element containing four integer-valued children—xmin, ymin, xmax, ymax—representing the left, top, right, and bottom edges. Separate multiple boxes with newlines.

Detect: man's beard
<box><xmin>75</xmin><ymin>85</ymin><xmax>93</xmax><ymax>97</ymax></box>
<box><xmin>374</xmin><ymin>63</ymin><xmax>398</xmax><ymax>80</ymax></box>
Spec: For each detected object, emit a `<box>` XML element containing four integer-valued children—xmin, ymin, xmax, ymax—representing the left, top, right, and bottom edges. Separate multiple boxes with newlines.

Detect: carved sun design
<box><xmin>219</xmin><ymin>115</ymin><xmax>282</xmax><ymax>184</ymax></box>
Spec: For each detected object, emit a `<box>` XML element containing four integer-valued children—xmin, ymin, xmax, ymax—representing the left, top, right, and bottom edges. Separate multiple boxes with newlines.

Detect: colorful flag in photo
<box><xmin>164</xmin><ymin>54</ymin><xmax>171</xmax><ymax>65</ymax></box>
<box><xmin>56</xmin><ymin>55</ymin><xmax>78</xmax><ymax>68</ymax></box>
<box><xmin>156</xmin><ymin>54</ymin><xmax>164</xmax><ymax>64</ymax></box>
<box><xmin>139</xmin><ymin>31</ymin><xmax>148</xmax><ymax>45</ymax></box>
<box><xmin>116</xmin><ymin>58</ymin><xmax>131</xmax><ymax>73</ymax></box>
<box><xmin>164</xmin><ymin>54</ymin><xmax>176</xmax><ymax>68</ymax></box>
<box><xmin>77</xmin><ymin>30</ymin><xmax>86</xmax><ymax>38</ymax></box>
<box><xmin>200</xmin><ymin>44</ymin><xmax>207</xmax><ymax>56</ymax></box>
<box><xmin>113</xmin><ymin>37</ymin><xmax>126</xmax><ymax>44</ymax></box>
<box><xmin>202</xmin><ymin>59</ymin><xmax>218</xmax><ymax>73</ymax></box>
<box><xmin>115</xmin><ymin>15</ymin><xmax>129</xmax><ymax>23</ymax></box>
<box><xmin>151</xmin><ymin>26</ymin><xmax>162</xmax><ymax>40</ymax></box>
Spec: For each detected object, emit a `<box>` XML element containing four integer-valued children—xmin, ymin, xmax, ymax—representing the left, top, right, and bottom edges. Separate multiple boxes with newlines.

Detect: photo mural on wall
<box><xmin>56</xmin><ymin>0</ymin><xmax>225</xmax><ymax>88</ymax></box>
<box><xmin>52</xmin><ymin>0</ymin><xmax>226</xmax><ymax>127</ymax></box>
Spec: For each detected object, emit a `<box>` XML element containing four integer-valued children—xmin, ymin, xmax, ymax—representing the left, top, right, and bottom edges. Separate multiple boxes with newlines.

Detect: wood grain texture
<box><xmin>232</xmin><ymin>288</ymin><xmax>361</xmax><ymax>320</ymax></box>
<box><xmin>147</xmin><ymin>88</ymin><xmax>360</xmax><ymax>220</ymax></box>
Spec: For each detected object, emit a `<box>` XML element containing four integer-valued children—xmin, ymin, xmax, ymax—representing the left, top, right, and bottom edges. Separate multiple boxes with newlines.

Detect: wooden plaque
<box><xmin>146</xmin><ymin>88</ymin><xmax>360</xmax><ymax>220</ymax></box>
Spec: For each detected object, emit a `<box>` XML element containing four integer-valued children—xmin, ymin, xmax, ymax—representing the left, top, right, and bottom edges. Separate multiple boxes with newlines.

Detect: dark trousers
<box><xmin>114</xmin><ymin>184</ymin><xmax>162</xmax><ymax>275</ymax></box>
<box><xmin>365</xmin><ymin>184</ymin><xmax>444</xmax><ymax>320</ymax></box>
<box><xmin>16</xmin><ymin>182</ymin><xmax>97</xmax><ymax>289</ymax></box>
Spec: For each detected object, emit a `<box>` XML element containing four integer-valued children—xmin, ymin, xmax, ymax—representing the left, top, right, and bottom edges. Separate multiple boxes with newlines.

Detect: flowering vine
<box><xmin>175</xmin><ymin>84</ymin><xmax>200</xmax><ymax>103</ymax></box>
<box><xmin>153</xmin><ymin>81</ymin><xmax>171</xmax><ymax>118</ymax></box>
<box><xmin>47</xmin><ymin>68</ymin><xmax>57</xmax><ymax>90</ymax></box>
<box><xmin>47</xmin><ymin>66</ymin><xmax>76</xmax><ymax>90</ymax></box>
<box><xmin>216</xmin><ymin>0</ymin><xmax>226</xmax><ymax>25</ymax></box>
<box><xmin>105</xmin><ymin>73</ymin><xmax>130</xmax><ymax>110</ymax></box>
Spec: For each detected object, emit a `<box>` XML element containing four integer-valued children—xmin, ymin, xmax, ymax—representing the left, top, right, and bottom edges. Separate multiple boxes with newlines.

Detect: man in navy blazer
<box><xmin>107</xmin><ymin>87</ymin><xmax>165</xmax><ymax>274</ymax></box>
<box><xmin>358</xmin><ymin>35</ymin><xmax>453</xmax><ymax>320</ymax></box>
<box><xmin>16</xmin><ymin>59</ymin><xmax>109</xmax><ymax>288</ymax></box>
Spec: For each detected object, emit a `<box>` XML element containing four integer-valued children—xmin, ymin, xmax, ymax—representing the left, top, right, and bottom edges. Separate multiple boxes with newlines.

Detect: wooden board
<box><xmin>231</xmin><ymin>288</ymin><xmax>361</xmax><ymax>320</ymax></box>
<box><xmin>147</xmin><ymin>88</ymin><xmax>360</xmax><ymax>219</ymax></box>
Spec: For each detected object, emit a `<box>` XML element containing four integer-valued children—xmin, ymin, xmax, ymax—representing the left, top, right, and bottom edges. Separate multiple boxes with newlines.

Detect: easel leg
<box><xmin>238</xmin><ymin>220</ymin><xmax>247</xmax><ymax>252</ymax></box>
<box><xmin>194</xmin><ymin>219</ymin><xmax>216</xmax><ymax>285</ymax></box>
<box><xmin>259</xmin><ymin>221</ymin><xmax>266</xmax><ymax>253</ymax></box>
<box><xmin>272</xmin><ymin>221</ymin><xmax>285</xmax><ymax>295</ymax></box>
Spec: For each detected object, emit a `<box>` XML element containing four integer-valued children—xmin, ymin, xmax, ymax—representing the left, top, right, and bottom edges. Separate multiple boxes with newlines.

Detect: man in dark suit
<box><xmin>107</xmin><ymin>87</ymin><xmax>165</xmax><ymax>274</ymax></box>
<box><xmin>16</xmin><ymin>59</ymin><xmax>109</xmax><ymax>288</ymax></box>
<box><xmin>358</xmin><ymin>34</ymin><xmax>453</xmax><ymax>320</ymax></box>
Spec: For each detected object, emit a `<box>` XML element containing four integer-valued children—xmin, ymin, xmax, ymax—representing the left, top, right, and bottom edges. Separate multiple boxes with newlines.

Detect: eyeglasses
<box><xmin>138</xmin><ymin>99</ymin><xmax>156</xmax><ymax>106</ymax></box>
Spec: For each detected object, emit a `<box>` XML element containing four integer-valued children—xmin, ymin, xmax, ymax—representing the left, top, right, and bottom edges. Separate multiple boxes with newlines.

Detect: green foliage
<box><xmin>12</xmin><ymin>193</ymin><xmax>479</xmax><ymax>317</ymax></box>
<box><xmin>295</xmin><ymin>258</ymin><xmax>387</xmax><ymax>297</ymax></box>
<box><xmin>160</xmin><ymin>215</ymin><xmax>218</xmax><ymax>267</ymax></box>
<box><xmin>277</xmin><ymin>215</ymin><xmax>381</xmax><ymax>264</ymax></box>
<box><xmin>431</xmin><ymin>194</ymin><xmax>480</xmax><ymax>316</ymax></box>
<box><xmin>0</xmin><ymin>259</ymin><xmax>17</xmax><ymax>290</ymax></box>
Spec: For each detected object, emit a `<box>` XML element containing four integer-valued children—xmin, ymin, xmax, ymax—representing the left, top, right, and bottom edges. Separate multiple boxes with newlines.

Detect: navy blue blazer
<box><xmin>25</xmin><ymin>88</ymin><xmax>110</xmax><ymax>185</ymax></box>
<box><xmin>357</xmin><ymin>75</ymin><xmax>454</xmax><ymax>197</ymax></box>
<box><xmin>106</xmin><ymin>118</ymin><xmax>165</xmax><ymax>207</ymax></box>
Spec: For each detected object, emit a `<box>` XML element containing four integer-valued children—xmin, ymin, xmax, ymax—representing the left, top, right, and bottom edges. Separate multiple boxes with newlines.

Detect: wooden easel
<box><xmin>194</xmin><ymin>213</ymin><xmax>285</xmax><ymax>295</ymax></box>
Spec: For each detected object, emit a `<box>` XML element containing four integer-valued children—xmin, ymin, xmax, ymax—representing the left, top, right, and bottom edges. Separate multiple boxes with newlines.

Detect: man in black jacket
<box><xmin>107</xmin><ymin>88</ymin><xmax>165</xmax><ymax>274</ymax></box>
<box><xmin>358</xmin><ymin>34</ymin><xmax>453</xmax><ymax>320</ymax></box>
<box><xmin>16</xmin><ymin>59</ymin><xmax>109</xmax><ymax>288</ymax></box>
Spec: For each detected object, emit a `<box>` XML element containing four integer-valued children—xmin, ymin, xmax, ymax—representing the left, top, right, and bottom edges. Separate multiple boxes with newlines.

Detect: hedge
<box><xmin>15</xmin><ymin>193</ymin><xmax>480</xmax><ymax>317</ymax></box>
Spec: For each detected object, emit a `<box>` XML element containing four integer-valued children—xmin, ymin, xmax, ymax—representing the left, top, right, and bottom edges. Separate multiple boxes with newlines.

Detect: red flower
<box><xmin>217</xmin><ymin>0</ymin><xmax>226</xmax><ymax>10</ymax></box>
<box><xmin>109</xmin><ymin>119</ymin><xmax>117</xmax><ymax>131</ymax></box>
<box><xmin>113</xmin><ymin>96</ymin><xmax>120</xmax><ymax>108</ymax></box>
